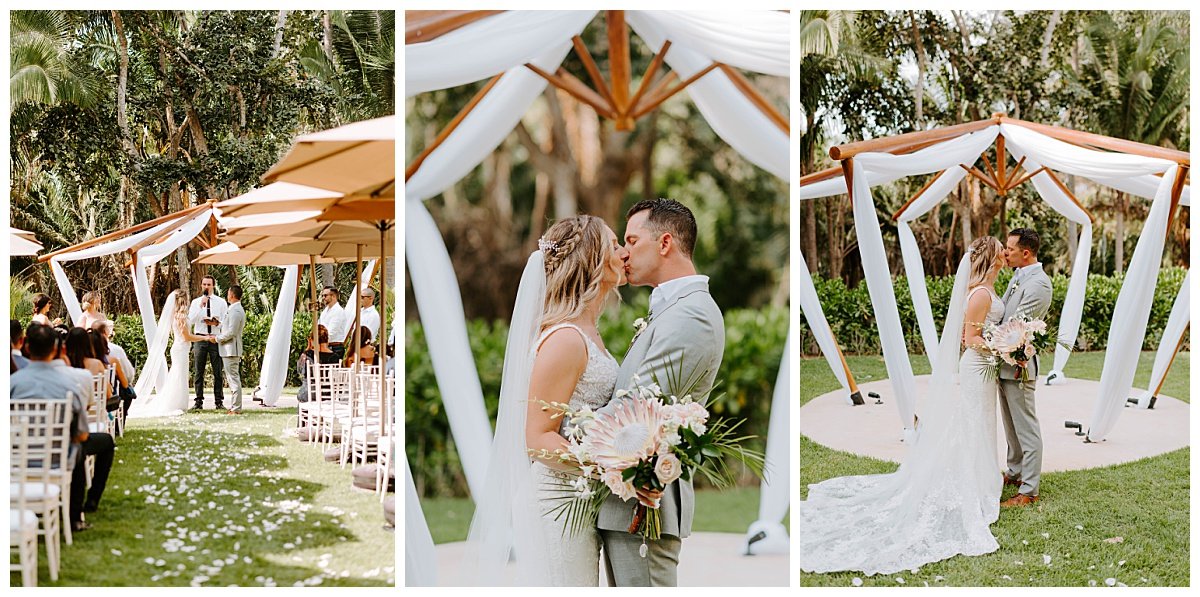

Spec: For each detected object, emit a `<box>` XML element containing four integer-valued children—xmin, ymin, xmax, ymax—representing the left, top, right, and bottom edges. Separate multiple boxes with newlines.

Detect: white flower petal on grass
<box><xmin>851</xmin><ymin>578</ymin><xmax>863</xmax><ymax>587</ymax></box>
<box><xmin>1075</xmin><ymin>525</ymin><xmax>1084</xmax><ymax>530</ymax></box>
<box><xmin>1040</xmin><ymin>532</ymin><xmax>1050</xmax><ymax>539</ymax></box>
<box><xmin>1105</xmin><ymin>578</ymin><xmax>1116</xmax><ymax>586</ymax></box>
<box><xmin>894</xmin><ymin>577</ymin><xmax>904</xmax><ymax>584</ymax></box>
<box><xmin>1043</xmin><ymin>555</ymin><xmax>1051</xmax><ymax>566</ymax></box>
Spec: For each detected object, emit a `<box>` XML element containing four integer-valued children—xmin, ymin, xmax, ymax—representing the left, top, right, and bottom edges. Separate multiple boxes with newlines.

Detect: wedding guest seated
<box><xmin>11</xmin><ymin>319</ymin><xmax>30</xmax><ymax>371</ymax></box>
<box><xmin>11</xmin><ymin>323</ymin><xmax>114</xmax><ymax>532</ymax></box>
<box><xmin>342</xmin><ymin>326</ymin><xmax>377</xmax><ymax>367</ymax></box>
<box><xmin>65</xmin><ymin>327</ymin><xmax>110</xmax><ymax>401</ymax></box>
<box><xmin>296</xmin><ymin>325</ymin><xmax>340</xmax><ymax>403</ymax></box>
<box><xmin>30</xmin><ymin>293</ymin><xmax>62</xmax><ymax>327</ymax></box>
<box><xmin>93</xmin><ymin>320</ymin><xmax>136</xmax><ymax>418</ymax></box>
<box><xmin>88</xmin><ymin>327</ymin><xmax>129</xmax><ymax>413</ymax></box>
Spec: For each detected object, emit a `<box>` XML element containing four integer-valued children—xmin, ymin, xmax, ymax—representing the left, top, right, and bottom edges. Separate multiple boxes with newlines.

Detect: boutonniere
<box><xmin>631</xmin><ymin>317</ymin><xmax>649</xmax><ymax>346</ymax></box>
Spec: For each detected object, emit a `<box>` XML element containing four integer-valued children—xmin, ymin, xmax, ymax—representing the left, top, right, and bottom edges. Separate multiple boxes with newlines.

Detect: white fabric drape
<box><xmin>999</xmin><ymin>124</ymin><xmax>1175</xmax><ymax>179</ymax></box>
<box><xmin>797</xmin><ymin>249</ymin><xmax>851</xmax><ymax>393</ymax></box>
<box><xmin>405</xmin><ymin>11</ymin><xmax>597</xmax><ymax>97</ymax></box>
<box><xmin>131</xmin><ymin>263</ymin><xmax>166</xmax><ymax>396</ymax></box>
<box><xmin>627</xmin><ymin>12</ymin><xmax>789</xmax><ymax>180</ymax></box>
<box><xmin>1135</xmin><ymin>270</ymin><xmax>1189</xmax><ymax>408</ymax></box>
<box><xmin>634</xmin><ymin>11</ymin><xmax>790</xmax><ymax>76</ymax></box>
<box><xmin>405</xmin><ymin>200</ymin><xmax>493</xmax><ymax>497</ymax></box>
<box><xmin>253</xmin><ymin>265</ymin><xmax>299</xmax><ymax>407</ymax></box>
<box><xmin>49</xmin><ymin>213</ymin><xmax>193</xmax><ymax>325</ymax></box>
<box><xmin>404</xmin><ymin>457</ymin><xmax>438</xmax><ymax>587</ymax></box>
<box><xmin>747</xmin><ymin>331</ymin><xmax>790</xmax><ymax>554</ymax></box>
<box><xmin>1086</xmin><ymin>167</ymin><xmax>1180</xmax><ymax>442</ymax></box>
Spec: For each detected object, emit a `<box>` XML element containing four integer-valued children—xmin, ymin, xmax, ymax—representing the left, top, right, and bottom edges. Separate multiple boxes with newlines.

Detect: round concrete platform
<box><xmin>801</xmin><ymin>375</ymin><xmax>1189</xmax><ymax>472</ymax></box>
<box><xmin>432</xmin><ymin>532</ymin><xmax>788</xmax><ymax>586</ymax></box>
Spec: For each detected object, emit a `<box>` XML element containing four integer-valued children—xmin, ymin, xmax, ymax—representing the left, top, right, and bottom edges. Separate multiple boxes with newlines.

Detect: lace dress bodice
<box><xmin>535</xmin><ymin>323</ymin><xmax>618</xmax><ymax>438</ymax></box>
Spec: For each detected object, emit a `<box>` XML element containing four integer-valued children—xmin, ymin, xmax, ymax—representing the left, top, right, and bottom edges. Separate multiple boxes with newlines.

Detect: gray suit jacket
<box><xmin>597</xmin><ymin>278</ymin><xmax>725</xmax><ymax>538</ymax></box>
<box><xmin>999</xmin><ymin>263</ymin><xmax>1053</xmax><ymax>379</ymax></box>
<box><xmin>216</xmin><ymin>302</ymin><xmax>246</xmax><ymax>358</ymax></box>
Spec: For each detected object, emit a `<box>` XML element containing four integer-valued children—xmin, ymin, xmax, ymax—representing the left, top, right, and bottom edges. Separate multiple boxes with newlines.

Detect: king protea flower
<box><xmin>583</xmin><ymin>398</ymin><xmax>665</xmax><ymax>470</ymax></box>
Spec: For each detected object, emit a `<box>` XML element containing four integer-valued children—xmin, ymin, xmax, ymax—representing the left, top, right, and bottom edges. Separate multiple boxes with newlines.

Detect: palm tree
<box><xmin>10</xmin><ymin>10</ymin><xmax>103</xmax><ymax>108</ymax></box>
<box><xmin>300</xmin><ymin>10</ymin><xmax>395</xmax><ymax>123</ymax></box>
<box><xmin>1075</xmin><ymin>11</ymin><xmax>1189</xmax><ymax>273</ymax></box>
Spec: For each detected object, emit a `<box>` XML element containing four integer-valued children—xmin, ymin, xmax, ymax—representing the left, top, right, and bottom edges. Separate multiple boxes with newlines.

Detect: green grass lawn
<box><xmin>420</xmin><ymin>486</ymin><xmax>771</xmax><ymax>545</ymax></box>
<box><xmin>800</xmin><ymin>351</ymin><xmax>1190</xmax><ymax>587</ymax></box>
<box><xmin>16</xmin><ymin>410</ymin><xmax>395</xmax><ymax>587</ymax></box>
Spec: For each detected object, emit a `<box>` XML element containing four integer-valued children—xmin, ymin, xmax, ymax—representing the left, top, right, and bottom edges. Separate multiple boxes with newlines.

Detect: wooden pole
<box><xmin>798</xmin><ymin>165</ymin><xmax>843</xmax><ymax>186</ymax></box>
<box><xmin>352</xmin><ymin>244</ymin><xmax>364</xmax><ymax>366</ymax></box>
<box><xmin>1165</xmin><ymin>165</ymin><xmax>1190</xmax><ymax>232</ymax></box>
<box><xmin>841</xmin><ymin>158</ymin><xmax>855</xmax><ymax>208</ymax></box>
<box><xmin>718</xmin><ymin>64</ymin><xmax>788</xmax><ymax>134</ymax></box>
<box><xmin>631</xmin><ymin>71</ymin><xmax>678</xmax><ymax>116</ymax></box>
<box><xmin>38</xmin><ymin>203</ymin><xmax>209</xmax><ymax>263</ymax></box>
<box><xmin>309</xmin><ymin>255</ymin><xmax>320</xmax><ymax>418</ymax></box>
<box><xmin>830</xmin><ymin>117</ymin><xmax>997</xmax><ymax>161</ymax></box>
<box><xmin>892</xmin><ymin>170</ymin><xmax>946</xmax><ymax>221</ymax></box>
<box><xmin>1150</xmin><ymin>324</ymin><xmax>1190</xmax><ymax>398</ymax></box>
<box><xmin>999</xmin><ymin>116</ymin><xmax>1190</xmax><ymax>166</ymax></box>
<box><xmin>631</xmin><ymin>63</ymin><xmax>720</xmax><ymax>120</ymax></box>
<box><xmin>405</xmin><ymin>74</ymin><xmax>503</xmax><ymax>181</ymax></box>
<box><xmin>524</xmin><ymin>64</ymin><xmax>616</xmax><ymax>118</ymax></box>
<box><xmin>405</xmin><ymin>10</ymin><xmax>504</xmax><ymax>44</ymax></box>
<box><xmin>377</xmin><ymin>221</ymin><xmax>390</xmax><ymax>487</ymax></box>
<box><xmin>628</xmin><ymin>41</ymin><xmax>671</xmax><ymax>115</ymax></box>
<box><xmin>571</xmin><ymin>35</ymin><xmax>616</xmax><ymax>108</ymax></box>
<box><xmin>1042</xmin><ymin>169</ymin><xmax>1096</xmax><ymax>223</ymax></box>
<box><xmin>607</xmin><ymin>10</ymin><xmax>632</xmax><ymax>129</ymax></box>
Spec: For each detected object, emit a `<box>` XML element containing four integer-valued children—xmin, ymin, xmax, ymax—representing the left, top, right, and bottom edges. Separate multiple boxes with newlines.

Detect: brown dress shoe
<box><xmin>1002</xmin><ymin>474</ymin><xmax>1022</xmax><ymax>488</ymax></box>
<box><xmin>1001</xmin><ymin>493</ymin><xmax>1039</xmax><ymax>508</ymax></box>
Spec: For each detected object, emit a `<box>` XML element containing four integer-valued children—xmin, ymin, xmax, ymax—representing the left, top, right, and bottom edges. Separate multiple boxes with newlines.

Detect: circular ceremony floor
<box><xmin>432</xmin><ymin>532</ymin><xmax>788</xmax><ymax>586</ymax></box>
<box><xmin>801</xmin><ymin>375</ymin><xmax>1189</xmax><ymax>472</ymax></box>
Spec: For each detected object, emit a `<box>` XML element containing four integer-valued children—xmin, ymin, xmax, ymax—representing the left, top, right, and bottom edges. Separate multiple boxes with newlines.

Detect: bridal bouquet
<box><xmin>983</xmin><ymin>314</ymin><xmax>1066</xmax><ymax>380</ymax></box>
<box><xmin>532</xmin><ymin>373</ymin><xmax>764</xmax><ymax>547</ymax></box>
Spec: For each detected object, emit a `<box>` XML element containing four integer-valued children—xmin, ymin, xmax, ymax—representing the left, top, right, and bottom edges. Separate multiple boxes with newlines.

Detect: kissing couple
<box><xmin>465</xmin><ymin>199</ymin><xmax>725</xmax><ymax>587</ymax></box>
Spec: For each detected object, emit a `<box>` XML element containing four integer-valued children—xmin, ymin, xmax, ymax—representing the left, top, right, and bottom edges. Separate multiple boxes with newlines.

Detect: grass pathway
<box><xmin>19</xmin><ymin>410</ymin><xmax>395</xmax><ymax>587</ymax></box>
<box><xmin>800</xmin><ymin>351</ymin><xmax>1189</xmax><ymax>587</ymax></box>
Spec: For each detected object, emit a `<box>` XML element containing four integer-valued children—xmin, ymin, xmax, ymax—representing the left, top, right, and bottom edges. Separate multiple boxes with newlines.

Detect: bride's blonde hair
<box><xmin>539</xmin><ymin>215</ymin><xmax>615</xmax><ymax>332</ymax></box>
<box><xmin>967</xmin><ymin>236</ymin><xmax>1003</xmax><ymax>289</ymax></box>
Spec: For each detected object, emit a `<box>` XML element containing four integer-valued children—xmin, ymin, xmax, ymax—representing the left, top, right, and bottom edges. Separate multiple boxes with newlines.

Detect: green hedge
<box><xmin>108</xmin><ymin>311</ymin><xmax>316</xmax><ymax>389</ymax></box>
<box><xmin>405</xmin><ymin>297</ymin><xmax>787</xmax><ymax>498</ymax></box>
<box><xmin>801</xmin><ymin>267</ymin><xmax>1188</xmax><ymax>355</ymax></box>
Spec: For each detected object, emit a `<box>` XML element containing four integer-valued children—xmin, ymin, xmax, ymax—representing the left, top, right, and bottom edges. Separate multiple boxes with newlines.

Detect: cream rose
<box><xmin>654</xmin><ymin>454</ymin><xmax>683</xmax><ymax>485</ymax></box>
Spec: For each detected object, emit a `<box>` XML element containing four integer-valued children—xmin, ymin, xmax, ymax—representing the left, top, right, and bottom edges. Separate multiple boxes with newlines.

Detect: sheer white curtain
<box><xmin>1086</xmin><ymin>166</ymin><xmax>1181</xmax><ymax>441</ymax></box>
<box><xmin>746</xmin><ymin>332</ymin><xmax>790</xmax><ymax>554</ymax></box>
<box><xmin>404</xmin><ymin>457</ymin><xmax>438</xmax><ymax>587</ymax></box>
<box><xmin>253</xmin><ymin>265</ymin><xmax>299</xmax><ymax>407</ymax></box>
<box><xmin>1134</xmin><ymin>270</ymin><xmax>1189</xmax><ymax>408</ymax></box>
<box><xmin>637</xmin><ymin>11</ymin><xmax>790</xmax><ymax>76</ymax></box>
<box><xmin>405</xmin><ymin>11</ymin><xmax>596</xmax><ymax>97</ymax></box>
<box><xmin>797</xmin><ymin>248</ymin><xmax>851</xmax><ymax>393</ymax></box>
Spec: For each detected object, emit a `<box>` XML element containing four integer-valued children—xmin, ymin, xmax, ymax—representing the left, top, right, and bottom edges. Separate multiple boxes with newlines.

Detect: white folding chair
<box><xmin>315</xmin><ymin>366</ymin><xmax>353</xmax><ymax>450</ymax></box>
<box><xmin>107</xmin><ymin>363</ymin><xmax>126</xmax><ymax>438</ymax></box>
<box><xmin>342</xmin><ymin>367</ymin><xmax>383</xmax><ymax>468</ymax></box>
<box><xmin>298</xmin><ymin>361</ymin><xmax>338</xmax><ymax>443</ymax></box>
<box><xmin>10</xmin><ymin>398</ymin><xmax>70</xmax><ymax>582</ymax></box>
<box><xmin>375</xmin><ymin>377</ymin><xmax>396</xmax><ymax>500</ymax></box>
<box><xmin>10</xmin><ymin>416</ymin><xmax>40</xmax><ymax>586</ymax></box>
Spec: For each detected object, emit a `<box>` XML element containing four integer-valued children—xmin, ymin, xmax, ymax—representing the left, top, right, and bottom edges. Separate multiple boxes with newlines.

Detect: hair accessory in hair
<box><xmin>537</xmin><ymin>238</ymin><xmax>558</xmax><ymax>254</ymax></box>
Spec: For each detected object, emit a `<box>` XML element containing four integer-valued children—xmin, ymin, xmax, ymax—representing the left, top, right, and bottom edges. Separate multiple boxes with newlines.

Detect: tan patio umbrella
<box><xmin>215</xmin><ymin>182</ymin><xmax>395</xmax><ymax>221</ymax></box>
<box><xmin>193</xmin><ymin>241</ymin><xmax>342</xmax><ymax>267</ymax></box>
<box><xmin>261</xmin><ymin>116</ymin><xmax>395</xmax><ymax>198</ymax></box>
<box><xmin>8</xmin><ymin>227</ymin><xmax>43</xmax><ymax>256</ymax></box>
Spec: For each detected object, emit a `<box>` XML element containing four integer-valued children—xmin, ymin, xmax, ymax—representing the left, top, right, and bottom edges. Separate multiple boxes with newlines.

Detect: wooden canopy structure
<box><xmin>405</xmin><ymin>10</ymin><xmax>787</xmax><ymax>181</ymax></box>
<box><xmin>37</xmin><ymin>200</ymin><xmax>223</xmax><ymax>271</ymax></box>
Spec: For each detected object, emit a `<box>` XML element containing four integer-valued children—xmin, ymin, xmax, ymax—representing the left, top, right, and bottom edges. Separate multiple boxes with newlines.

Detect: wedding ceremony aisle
<box><xmin>19</xmin><ymin>406</ymin><xmax>395</xmax><ymax>587</ymax></box>
<box><xmin>799</xmin><ymin>351</ymin><xmax>1190</xmax><ymax>587</ymax></box>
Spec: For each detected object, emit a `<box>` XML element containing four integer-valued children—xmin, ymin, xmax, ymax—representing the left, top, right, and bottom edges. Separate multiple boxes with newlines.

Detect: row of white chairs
<box><xmin>10</xmin><ymin>398</ymin><xmax>74</xmax><ymax>586</ymax></box>
<box><xmin>296</xmin><ymin>362</ymin><xmax>395</xmax><ymax>501</ymax></box>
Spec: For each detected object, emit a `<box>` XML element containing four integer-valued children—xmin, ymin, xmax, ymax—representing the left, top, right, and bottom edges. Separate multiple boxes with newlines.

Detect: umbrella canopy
<box><xmin>261</xmin><ymin>115</ymin><xmax>396</xmax><ymax>197</ymax></box>
<box><xmin>193</xmin><ymin>241</ymin><xmax>344</xmax><ymax>266</ymax></box>
<box><xmin>220</xmin><ymin>212</ymin><xmax>393</xmax><ymax>260</ymax></box>
<box><xmin>216</xmin><ymin>182</ymin><xmax>395</xmax><ymax>222</ymax></box>
<box><xmin>8</xmin><ymin>227</ymin><xmax>43</xmax><ymax>256</ymax></box>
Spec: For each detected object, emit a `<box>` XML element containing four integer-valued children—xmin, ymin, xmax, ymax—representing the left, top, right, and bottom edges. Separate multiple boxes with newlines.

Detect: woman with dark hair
<box><xmin>297</xmin><ymin>325</ymin><xmax>339</xmax><ymax>403</ymax></box>
<box><xmin>30</xmin><ymin>293</ymin><xmax>61</xmax><ymax>326</ymax></box>
<box><xmin>89</xmin><ymin>328</ymin><xmax>129</xmax><ymax>412</ymax></box>
<box><xmin>64</xmin><ymin>326</ymin><xmax>109</xmax><ymax>406</ymax></box>
<box><xmin>342</xmin><ymin>326</ymin><xmax>377</xmax><ymax>367</ymax></box>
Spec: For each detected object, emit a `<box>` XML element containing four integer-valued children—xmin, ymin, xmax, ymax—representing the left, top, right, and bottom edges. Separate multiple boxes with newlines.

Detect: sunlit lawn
<box><xmin>15</xmin><ymin>410</ymin><xmax>395</xmax><ymax>587</ymax></box>
<box><xmin>799</xmin><ymin>350</ymin><xmax>1190</xmax><ymax>587</ymax></box>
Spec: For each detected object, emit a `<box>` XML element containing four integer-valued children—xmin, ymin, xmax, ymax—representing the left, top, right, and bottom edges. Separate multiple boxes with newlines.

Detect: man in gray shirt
<box><xmin>10</xmin><ymin>323</ymin><xmax>114</xmax><ymax>532</ymax></box>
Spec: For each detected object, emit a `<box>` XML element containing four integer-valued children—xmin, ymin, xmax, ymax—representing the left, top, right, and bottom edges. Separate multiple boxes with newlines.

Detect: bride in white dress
<box><xmin>465</xmin><ymin>215</ymin><xmax>626</xmax><ymax>586</ymax></box>
<box><xmin>798</xmin><ymin>236</ymin><xmax>1007</xmax><ymax>576</ymax></box>
<box><xmin>128</xmin><ymin>290</ymin><xmax>209</xmax><ymax>418</ymax></box>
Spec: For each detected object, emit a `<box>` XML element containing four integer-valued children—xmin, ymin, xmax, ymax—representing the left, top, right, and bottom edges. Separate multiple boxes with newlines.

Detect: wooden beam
<box><xmin>37</xmin><ymin>203</ymin><xmax>208</xmax><ymax>263</ymax></box>
<box><xmin>405</xmin><ymin>74</ymin><xmax>502</xmax><ymax>182</ymax></box>
<box><xmin>831</xmin><ymin>117</ymin><xmax>997</xmax><ymax>161</ymax></box>
<box><xmin>631</xmin><ymin>63</ymin><xmax>719</xmax><ymax>120</ymax></box>
<box><xmin>1165</xmin><ymin>165</ymin><xmax>1189</xmax><ymax>233</ymax></box>
<box><xmin>1006</xmin><ymin>165</ymin><xmax>1049</xmax><ymax>192</ymax></box>
<box><xmin>571</xmin><ymin>35</ymin><xmax>615</xmax><ymax>109</ymax></box>
<box><xmin>998</xmin><ymin>116</ymin><xmax>1190</xmax><ymax>166</ymax></box>
<box><xmin>405</xmin><ymin>11</ymin><xmax>503</xmax><ymax>44</ymax></box>
<box><xmin>632</xmin><ymin>71</ymin><xmax>678</xmax><ymax>116</ymax></box>
<box><xmin>799</xmin><ymin>165</ymin><xmax>842</xmax><ymax>186</ymax></box>
<box><xmin>841</xmin><ymin>157</ymin><xmax>855</xmax><ymax>208</ymax></box>
<box><xmin>524</xmin><ymin>63</ymin><xmax>616</xmax><ymax>119</ymax></box>
<box><xmin>1151</xmin><ymin>324</ymin><xmax>1190</xmax><ymax>398</ymax></box>
<box><xmin>628</xmin><ymin>41</ymin><xmax>671</xmax><ymax>117</ymax></box>
<box><xmin>892</xmin><ymin>170</ymin><xmax>946</xmax><ymax>221</ymax></box>
<box><xmin>607</xmin><ymin>10</ymin><xmax>632</xmax><ymax>129</ymax></box>
<box><xmin>961</xmin><ymin>163</ymin><xmax>1000</xmax><ymax>192</ymax></box>
<box><xmin>1042</xmin><ymin>169</ymin><xmax>1096</xmax><ymax>224</ymax></box>
<box><xmin>718</xmin><ymin>64</ymin><xmax>788</xmax><ymax>135</ymax></box>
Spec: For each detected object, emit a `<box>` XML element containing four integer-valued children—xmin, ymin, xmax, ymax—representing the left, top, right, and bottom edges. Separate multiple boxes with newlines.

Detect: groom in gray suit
<box><xmin>998</xmin><ymin>228</ymin><xmax>1053</xmax><ymax>506</ymax></box>
<box><xmin>214</xmin><ymin>285</ymin><xmax>247</xmax><ymax>414</ymax></box>
<box><xmin>599</xmin><ymin>199</ymin><xmax>725</xmax><ymax>587</ymax></box>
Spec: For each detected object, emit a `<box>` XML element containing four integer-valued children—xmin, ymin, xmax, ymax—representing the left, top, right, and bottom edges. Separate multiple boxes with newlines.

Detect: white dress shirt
<box><xmin>188</xmin><ymin>294</ymin><xmax>228</xmax><ymax>336</ymax></box>
<box><xmin>357</xmin><ymin>305</ymin><xmax>381</xmax><ymax>340</ymax></box>
<box><xmin>108</xmin><ymin>342</ymin><xmax>136</xmax><ymax>382</ymax></box>
<box><xmin>320</xmin><ymin>301</ymin><xmax>349</xmax><ymax>344</ymax></box>
<box><xmin>649</xmin><ymin>274</ymin><xmax>710</xmax><ymax>317</ymax></box>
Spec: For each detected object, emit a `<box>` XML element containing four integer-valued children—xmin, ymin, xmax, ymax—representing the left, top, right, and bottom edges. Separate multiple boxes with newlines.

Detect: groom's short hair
<box><xmin>1008</xmin><ymin>227</ymin><xmax>1041</xmax><ymax>255</ymax></box>
<box><xmin>626</xmin><ymin>198</ymin><xmax>697</xmax><ymax>258</ymax></box>
<box><xmin>228</xmin><ymin>285</ymin><xmax>243</xmax><ymax>300</ymax></box>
